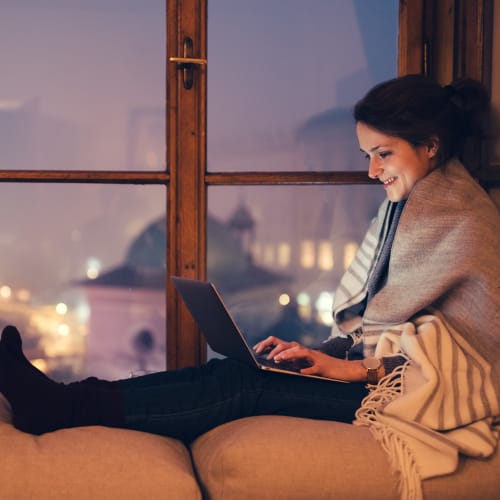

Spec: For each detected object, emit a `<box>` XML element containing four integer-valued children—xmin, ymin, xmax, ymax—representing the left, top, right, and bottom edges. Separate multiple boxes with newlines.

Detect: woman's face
<box><xmin>356</xmin><ymin>122</ymin><xmax>437</xmax><ymax>202</ymax></box>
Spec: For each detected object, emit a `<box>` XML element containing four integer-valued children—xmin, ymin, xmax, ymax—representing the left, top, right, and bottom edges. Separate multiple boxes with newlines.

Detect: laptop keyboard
<box><xmin>255</xmin><ymin>354</ymin><xmax>310</xmax><ymax>373</ymax></box>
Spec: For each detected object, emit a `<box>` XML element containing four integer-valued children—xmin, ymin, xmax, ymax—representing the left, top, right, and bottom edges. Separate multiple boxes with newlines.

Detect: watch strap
<box><xmin>362</xmin><ymin>357</ymin><xmax>381</xmax><ymax>384</ymax></box>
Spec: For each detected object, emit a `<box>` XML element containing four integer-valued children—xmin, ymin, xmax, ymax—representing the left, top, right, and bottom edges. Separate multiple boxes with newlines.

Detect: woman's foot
<box><xmin>0</xmin><ymin>325</ymin><xmax>124</xmax><ymax>434</ymax></box>
<box><xmin>0</xmin><ymin>325</ymin><xmax>67</xmax><ymax>434</ymax></box>
<box><xmin>0</xmin><ymin>325</ymin><xmax>51</xmax><ymax>380</ymax></box>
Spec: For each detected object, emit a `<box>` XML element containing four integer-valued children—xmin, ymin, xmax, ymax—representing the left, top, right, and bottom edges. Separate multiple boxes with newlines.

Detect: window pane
<box><xmin>207</xmin><ymin>185</ymin><xmax>385</xmax><ymax>355</ymax></box>
<box><xmin>0</xmin><ymin>185</ymin><xmax>166</xmax><ymax>381</ymax></box>
<box><xmin>208</xmin><ymin>0</ymin><xmax>398</xmax><ymax>172</ymax></box>
<box><xmin>0</xmin><ymin>0</ymin><xmax>165</xmax><ymax>171</ymax></box>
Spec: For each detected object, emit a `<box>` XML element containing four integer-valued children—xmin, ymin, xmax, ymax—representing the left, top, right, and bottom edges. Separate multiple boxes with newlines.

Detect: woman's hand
<box><xmin>254</xmin><ymin>336</ymin><xmax>373</xmax><ymax>382</ymax></box>
<box><xmin>253</xmin><ymin>336</ymin><xmax>301</xmax><ymax>360</ymax></box>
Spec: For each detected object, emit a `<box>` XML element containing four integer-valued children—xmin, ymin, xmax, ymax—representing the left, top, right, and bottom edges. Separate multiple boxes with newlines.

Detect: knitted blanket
<box><xmin>330</xmin><ymin>160</ymin><xmax>500</xmax><ymax>500</ymax></box>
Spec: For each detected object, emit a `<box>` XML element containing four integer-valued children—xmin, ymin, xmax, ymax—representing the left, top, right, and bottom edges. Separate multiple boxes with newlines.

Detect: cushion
<box><xmin>191</xmin><ymin>415</ymin><xmax>500</xmax><ymax>500</ymax></box>
<box><xmin>192</xmin><ymin>415</ymin><xmax>399</xmax><ymax>500</ymax></box>
<box><xmin>0</xmin><ymin>394</ymin><xmax>201</xmax><ymax>500</ymax></box>
<box><xmin>423</xmin><ymin>448</ymin><xmax>500</xmax><ymax>499</ymax></box>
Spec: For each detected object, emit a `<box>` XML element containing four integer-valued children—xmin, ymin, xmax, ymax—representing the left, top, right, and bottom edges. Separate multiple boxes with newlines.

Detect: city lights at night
<box><xmin>0</xmin><ymin>0</ymin><xmax>396</xmax><ymax>380</ymax></box>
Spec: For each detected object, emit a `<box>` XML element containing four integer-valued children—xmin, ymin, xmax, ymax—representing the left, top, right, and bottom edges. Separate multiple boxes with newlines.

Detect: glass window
<box><xmin>207</xmin><ymin>0</ymin><xmax>399</xmax><ymax>172</ymax></box>
<box><xmin>0</xmin><ymin>0</ymin><xmax>165</xmax><ymax>171</ymax></box>
<box><xmin>207</xmin><ymin>185</ymin><xmax>385</xmax><ymax>353</ymax></box>
<box><xmin>206</xmin><ymin>1</ymin><xmax>399</xmax><ymax>358</ymax></box>
<box><xmin>0</xmin><ymin>184</ymin><xmax>166</xmax><ymax>381</ymax></box>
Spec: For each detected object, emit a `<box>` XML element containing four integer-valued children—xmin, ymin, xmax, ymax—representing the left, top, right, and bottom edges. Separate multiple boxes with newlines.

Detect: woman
<box><xmin>1</xmin><ymin>75</ymin><xmax>499</xmax><ymax>498</ymax></box>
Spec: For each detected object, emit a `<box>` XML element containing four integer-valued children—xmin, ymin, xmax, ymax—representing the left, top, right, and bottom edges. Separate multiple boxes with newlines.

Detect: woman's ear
<box><xmin>427</xmin><ymin>136</ymin><xmax>439</xmax><ymax>158</ymax></box>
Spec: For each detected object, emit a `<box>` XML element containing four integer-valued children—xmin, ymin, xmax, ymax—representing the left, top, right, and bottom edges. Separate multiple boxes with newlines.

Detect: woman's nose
<box><xmin>368</xmin><ymin>158</ymin><xmax>382</xmax><ymax>179</ymax></box>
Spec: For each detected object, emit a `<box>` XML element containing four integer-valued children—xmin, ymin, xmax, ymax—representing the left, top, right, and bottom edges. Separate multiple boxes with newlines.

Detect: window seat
<box><xmin>0</xmin><ymin>394</ymin><xmax>498</xmax><ymax>499</ymax></box>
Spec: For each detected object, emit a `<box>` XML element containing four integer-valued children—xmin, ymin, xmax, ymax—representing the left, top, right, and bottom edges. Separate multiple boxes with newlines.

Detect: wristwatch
<box><xmin>362</xmin><ymin>357</ymin><xmax>381</xmax><ymax>384</ymax></box>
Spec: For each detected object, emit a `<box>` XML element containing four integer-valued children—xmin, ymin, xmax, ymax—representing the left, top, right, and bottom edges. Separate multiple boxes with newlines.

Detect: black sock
<box><xmin>0</xmin><ymin>326</ymin><xmax>124</xmax><ymax>435</ymax></box>
<box><xmin>0</xmin><ymin>325</ymin><xmax>52</xmax><ymax>382</ymax></box>
<box><xmin>0</xmin><ymin>326</ymin><xmax>68</xmax><ymax>433</ymax></box>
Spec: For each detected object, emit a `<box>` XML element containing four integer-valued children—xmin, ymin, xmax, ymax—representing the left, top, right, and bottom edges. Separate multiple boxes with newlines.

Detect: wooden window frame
<box><xmin>413</xmin><ymin>0</ymin><xmax>499</xmax><ymax>185</ymax></box>
<box><xmin>172</xmin><ymin>0</ymin><xmax>499</xmax><ymax>368</ymax></box>
<box><xmin>1</xmin><ymin>0</ymin><xmax>495</xmax><ymax>371</ymax></box>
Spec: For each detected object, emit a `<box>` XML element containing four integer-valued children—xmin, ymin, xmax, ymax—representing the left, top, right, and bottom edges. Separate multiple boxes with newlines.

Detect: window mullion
<box><xmin>166</xmin><ymin>0</ymin><xmax>207</xmax><ymax>369</ymax></box>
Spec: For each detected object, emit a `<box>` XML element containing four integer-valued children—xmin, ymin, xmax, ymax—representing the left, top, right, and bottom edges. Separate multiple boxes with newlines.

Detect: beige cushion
<box><xmin>192</xmin><ymin>415</ymin><xmax>399</xmax><ymax>500</ymax></box>
<box><xmin>192</xmin><ymin>415</ymin><xmax>500</xmax><ymax>500</ymax></box>
<box><xmin>423</xmin><ymin>448</ymin><xmax>500</xmax><ymax>499</ymax></box>
<box><xmin>0</xmin><ymin>394</ymin><xmax>201</xmax><ymax>500</ymax></box>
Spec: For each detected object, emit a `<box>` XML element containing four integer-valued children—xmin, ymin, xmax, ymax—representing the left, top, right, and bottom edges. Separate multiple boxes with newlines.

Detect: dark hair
<box><xmin>353</xmin><ymin>74</ymin><xmax>490</xmax><ymax>166</ymax></box>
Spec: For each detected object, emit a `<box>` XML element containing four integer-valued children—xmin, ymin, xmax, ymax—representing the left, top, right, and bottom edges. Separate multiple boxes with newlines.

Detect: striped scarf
<box><xmin>329</xmin><ymin>197</ymin><xmax>400</xmax><ymax>357</ymax></box>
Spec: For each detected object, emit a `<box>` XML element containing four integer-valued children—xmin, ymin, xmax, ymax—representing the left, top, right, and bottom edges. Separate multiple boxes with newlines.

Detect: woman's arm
<box><xmin>254</xmin><ymin>336</ymin><xmax>385</xmax><ymax>382</ymax></box>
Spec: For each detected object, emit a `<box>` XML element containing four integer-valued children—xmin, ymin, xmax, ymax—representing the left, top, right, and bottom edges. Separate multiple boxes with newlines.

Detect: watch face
<box><xmin>363</xmin><ymin>357</ymin><xmax>381</xmax><ymax>370</ymax></box>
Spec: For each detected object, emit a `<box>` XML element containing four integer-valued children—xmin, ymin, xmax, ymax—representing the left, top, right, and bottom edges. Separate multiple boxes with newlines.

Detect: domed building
<box><xmin>78</xmin><ymin>211</ymin><xmax>288</xmax><ymax>379</ymax></box>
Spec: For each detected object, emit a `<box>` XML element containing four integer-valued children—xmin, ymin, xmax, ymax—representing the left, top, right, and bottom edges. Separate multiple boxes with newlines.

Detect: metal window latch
<box><xmin>169</xmin><ymin>37</ymin><xmax>207</xmax><ymax>90</ymax></box>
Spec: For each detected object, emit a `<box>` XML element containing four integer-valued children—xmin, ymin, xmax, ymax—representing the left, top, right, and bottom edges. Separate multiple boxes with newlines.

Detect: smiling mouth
<box><xmin>382</xmin><ymin>176</ymin><xmax>397</xmax><ymax>187</ymax></box>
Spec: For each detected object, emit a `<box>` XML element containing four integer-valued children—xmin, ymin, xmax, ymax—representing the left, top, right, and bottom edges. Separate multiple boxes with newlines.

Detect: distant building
<box><xmin>0</xmin><ymin>98</ymin><xmax>85</xmax><ymax>170</ymax></box>
<box><xmin>78</xmin><ymin>212</ymin><xmax>288</xmax><ymax>379</ymax></box>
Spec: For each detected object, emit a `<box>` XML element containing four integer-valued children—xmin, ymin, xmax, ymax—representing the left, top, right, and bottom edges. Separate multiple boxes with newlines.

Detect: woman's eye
<box><xmin>363</xmin><ymin>153</ymin><xmax>370</xmax><ymax>160</ymax></box>
<box><xmin>378</xmin><ymin>151</ymin><xmax>391</xmax><ymax>159</ymax></box>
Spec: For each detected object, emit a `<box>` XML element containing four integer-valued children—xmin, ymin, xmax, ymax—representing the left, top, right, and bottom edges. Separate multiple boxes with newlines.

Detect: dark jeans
<box><xmin>118</xmin><ymin>358</ymin><xmax>368</xmax><ymax>442</ymax></box>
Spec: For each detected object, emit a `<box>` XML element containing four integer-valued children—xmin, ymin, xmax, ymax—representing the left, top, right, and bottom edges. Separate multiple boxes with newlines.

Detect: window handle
<box><xmin>169</xmin><ymin>37</ymin><xmax>207</xmax><ymax>90</ymax></box>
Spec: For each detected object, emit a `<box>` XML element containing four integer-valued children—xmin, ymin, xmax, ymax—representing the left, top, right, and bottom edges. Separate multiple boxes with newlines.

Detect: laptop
<box><xmin>171</xmin><ymin>276</ymin><xmax>346</xmax><ymax>383</ymax></box>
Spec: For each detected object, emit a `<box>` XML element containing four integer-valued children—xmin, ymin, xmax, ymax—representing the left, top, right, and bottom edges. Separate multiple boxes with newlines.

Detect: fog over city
<box><xmin>0</xmin><ymin>0</ymin><xmax>397</xmax><ymax>379</ymax></box>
